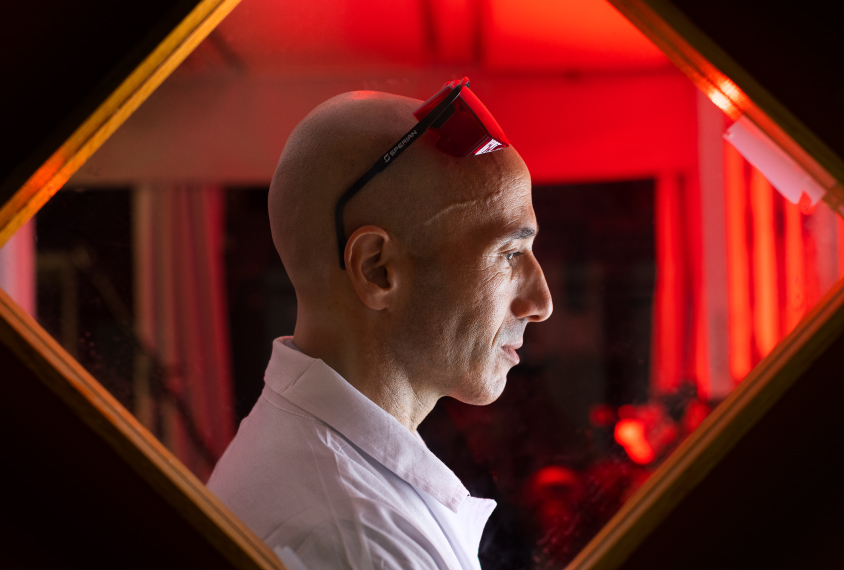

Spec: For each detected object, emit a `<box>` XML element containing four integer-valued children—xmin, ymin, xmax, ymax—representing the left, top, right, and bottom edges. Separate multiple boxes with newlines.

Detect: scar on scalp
<box><xmin>419</xmin><ymin>188</ymin><xmax>508</xmax><ymax>229</ymax></box>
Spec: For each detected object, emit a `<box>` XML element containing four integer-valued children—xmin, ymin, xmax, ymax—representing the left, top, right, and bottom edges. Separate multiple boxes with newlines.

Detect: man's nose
<box><xmin>513</xmin><ymin>254</ymin><xmax>553</xmax><ymax>322</ymax></box>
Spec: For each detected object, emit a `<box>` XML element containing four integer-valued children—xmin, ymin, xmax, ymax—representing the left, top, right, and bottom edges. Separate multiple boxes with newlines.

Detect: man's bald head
<box><xmin>268</xmin><ymin>91</ymin><xmax>528</xmax><ymax>302</ymax></box>
<box><xmin>268</xmin><ymin>88</ymin><xmax>549</xmax><ymax>428</ymax></box>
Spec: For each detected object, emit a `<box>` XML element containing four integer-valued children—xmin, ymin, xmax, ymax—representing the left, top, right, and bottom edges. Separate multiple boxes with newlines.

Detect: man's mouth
<box><xmin>501</xmin><ymin>343</ymin><xmax>522</xmax><ymax>364</ymax></box>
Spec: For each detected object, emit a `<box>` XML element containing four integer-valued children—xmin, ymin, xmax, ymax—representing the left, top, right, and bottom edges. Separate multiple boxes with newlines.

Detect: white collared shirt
<box><xmin>207</xmin><ymin>337</ymin><xmax>496</xmax><ymax>570</ymax></box>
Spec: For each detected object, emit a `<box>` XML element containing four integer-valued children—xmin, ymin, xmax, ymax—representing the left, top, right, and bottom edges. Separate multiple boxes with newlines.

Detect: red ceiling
<box><xmin>180</xmin><ymin>0</ymin><xmax>669</xmax><ymax>75</ymax></box>
<box><xmin>77</xmin><ymin>0</ymin><xmax>687</xmax><ymax>186</ymax></box>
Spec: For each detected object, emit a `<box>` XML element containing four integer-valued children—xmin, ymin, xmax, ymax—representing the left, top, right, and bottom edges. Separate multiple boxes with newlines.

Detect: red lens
<box><xmin>433</xmin><ymin>98</ymin><xmax>490</xmax><ymax>157</ymax></box>
<box><xmin>454</xmin><ymin>85</ymin><xmax>510</xmax><ymax>154</ymax></box>
<box><xmin>413</xmin><ymin>78</ymin><xmax>510</xmax><ymax>158</ymax></box>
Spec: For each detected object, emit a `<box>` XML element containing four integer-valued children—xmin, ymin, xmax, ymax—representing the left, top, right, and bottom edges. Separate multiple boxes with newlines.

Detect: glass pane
<box><xmin>19</xmin><ymin>0</ymin><xmax>843</xmax><ymax>567</ymax></box>
<box><xmin>0</xmin><ymin>219</ymin><xmax>36</xmax><ymax>316</ymax></box>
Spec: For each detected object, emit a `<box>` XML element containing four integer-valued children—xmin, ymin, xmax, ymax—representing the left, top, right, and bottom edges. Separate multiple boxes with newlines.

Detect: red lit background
<box><xmin>11</xmin><ymin>0</ymin><xmax>837</xmax><ymax>567</ymax></box>
<box><xmin>71</xmin><ymin>0</ymin><xmax>844</xmax><ymax>402</ymax></box>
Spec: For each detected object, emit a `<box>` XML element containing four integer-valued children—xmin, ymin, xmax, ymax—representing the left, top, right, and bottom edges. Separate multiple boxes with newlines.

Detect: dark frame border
<box><xmin>1</xmin><ymin>1</ymin><xmax>843</xmax><ymax>569</ymax></box>
<box><xmin>0</xmin><ymin>0</ymin><xmax>284</xmax><ymax>567</ymax></box>
<box><xmin>569</xmin><ymin>1</ymin><xmax>844</xmax><ymax>568</ymax></box>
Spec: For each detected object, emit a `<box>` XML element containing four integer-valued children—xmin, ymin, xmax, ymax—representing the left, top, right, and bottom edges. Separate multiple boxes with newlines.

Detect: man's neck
<box><xmin>292</xmin><ymin>325</ymin><xmax>437</xmax><ymax>432</ymax></box>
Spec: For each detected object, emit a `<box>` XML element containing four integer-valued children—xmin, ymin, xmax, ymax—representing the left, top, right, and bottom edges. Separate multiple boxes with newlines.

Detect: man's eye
<box><xmin>505</xmin><ymin>252</ymin><xmax>523</xmax><ymax>264</ymax></box>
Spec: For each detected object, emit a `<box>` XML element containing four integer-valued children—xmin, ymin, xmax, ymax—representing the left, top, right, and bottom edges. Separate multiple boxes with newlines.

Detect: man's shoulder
<box><xmin>271</xmin><ymin>509</ymin><xmax>450</xmax><ymax>570</ymax></box>
<box><xmin>207</xmin><ymin>391</ymin><xmax>395</xmax><ymax>531</ymax></box>
<box><xmin>207</xmin><ymin>393</ymin><xmax>450</xmax><ymax>568</ymax></box>
<box><xmin>208</xmin><ymin>390</ymin><xmax>350</xmax><ymax>498</ymax></box>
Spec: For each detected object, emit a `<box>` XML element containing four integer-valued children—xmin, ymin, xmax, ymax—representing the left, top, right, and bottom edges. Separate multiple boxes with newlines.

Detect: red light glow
<box><xmin>652</xmin><ymin>176</ymin><xmax>683</xmax><ymax>393</ymax></box>
<box><xmin>589</xmin><ymin>404</ymin><xmax>616</xmax><ymax>427</ymax></box>
<box><xmin>532</xmin><ymin>465</ymin><xmax>580</xmax><ymax>490</ymax></box>
<box><xmin>784</xmin><ymin>199</ymin><xmax>806</xmax><ymax>334</ymax></box>
<box><xmin>706</xmin><ymin>88</ymin><xmax>733</xmax><ymax>114</ymax></box>
<box><xmin>724</xmin><ymin>145</ymin><xmax>753</xmax><ymax>381</ymax></box>
<box><xmin>750</xmin><ymin>167</ymin><xmax>779</xmax><ymax>357</ymax></box>
<box><xmin>716</xmin><ymin>78</ymin><xmax>742</xmax><ymax>102</ymax></box>
<box><xmin>703</xmin><ymin>78</ymin><xmax>744</xmax><ymax>119</ymax></box>
<box><xmin>618</xmin><ymin>404</ymin><xmax>636</xmax><ymax>420</ymax></box>
<box><xmin>614</xmin><ymin>419</ymin><xmax>655</xmax><ymax>465</ymax></box>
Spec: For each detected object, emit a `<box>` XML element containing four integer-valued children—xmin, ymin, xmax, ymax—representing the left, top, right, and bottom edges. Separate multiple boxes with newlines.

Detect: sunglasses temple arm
<box><xmin>335</xmin><ymin>169</ymin><xmax>379</xmax><ymax>269</ymax></box>
<box><xmin>334</xmin><ymin>85</ymin><xmax>464</xmax><ymax>269</ymax></box>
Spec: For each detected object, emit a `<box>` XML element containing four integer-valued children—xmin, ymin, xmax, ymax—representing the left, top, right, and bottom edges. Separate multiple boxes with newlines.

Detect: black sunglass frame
<box><xmin>333</xmin><ymin>82</ymin><xmax>466</xmax><ymax>269</ymax></box>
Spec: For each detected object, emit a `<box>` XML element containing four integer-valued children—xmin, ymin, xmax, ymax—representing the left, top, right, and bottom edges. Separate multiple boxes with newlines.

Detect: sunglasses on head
<box><xmin>334</xmin><ymin>77</ymin><xmax>510</xmax><ymax>269</ymax></box>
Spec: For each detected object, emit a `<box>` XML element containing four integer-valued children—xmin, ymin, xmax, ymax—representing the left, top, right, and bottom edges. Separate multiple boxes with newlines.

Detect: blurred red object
<box><xmin>614</xmin><ymin>419</ymin><xmax>655</xmax><ymax>464</ymax></box>
<box><xmin>614</xmin><ymin>404</ymin><xmax>679</xmax><ymax>465</ymax></box>
<box><xmin>526</xmin><ymin>466</ymin><xmax>582</xmax><ymax>532</ymax></box>
<box><xmin>589</xmin><ymin>404</ymin><xmax>616</xmax><ymax>427</ymax></box>
<box><xmin>618</xmin><ymin>404</ymin><xmax>636</xmax><ymax>419</ymax></box>
<box><xmin>532</xmin><ymin>465</ymin><xmax>580</xmax><ymax>490</ymax></box>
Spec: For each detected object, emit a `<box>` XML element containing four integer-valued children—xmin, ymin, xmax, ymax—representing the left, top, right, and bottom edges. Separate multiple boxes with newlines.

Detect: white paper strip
<box><xmin>724</xmin><ymin>115</ymin><xmax>826</xmax><ymax>205</ymax></box>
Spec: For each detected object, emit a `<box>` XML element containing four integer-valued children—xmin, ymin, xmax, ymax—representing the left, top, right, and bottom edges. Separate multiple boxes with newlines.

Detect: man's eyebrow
<box><xmin>509</xmin><ymin>226</ymin><xmax>537</xmax><ymax>240</ymax></box>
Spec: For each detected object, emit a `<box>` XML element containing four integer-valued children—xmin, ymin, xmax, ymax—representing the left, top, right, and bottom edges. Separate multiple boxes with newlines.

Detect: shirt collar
<box><xmin>264</xmin><ymin>337</ymin><xmax>470</xmax><ymax>512</ymax></box>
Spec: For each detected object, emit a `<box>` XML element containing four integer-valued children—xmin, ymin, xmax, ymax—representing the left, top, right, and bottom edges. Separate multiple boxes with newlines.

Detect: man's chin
<box><xmin>452</xmin><ymin>369</ymin><xmax>510</xmax><ymax>406</ymax></box>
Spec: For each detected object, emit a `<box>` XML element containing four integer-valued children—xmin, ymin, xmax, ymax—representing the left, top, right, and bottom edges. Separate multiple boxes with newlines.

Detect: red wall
<box><xmin>71</xmin><ymin>70</ymin><xmax>698</xmax><ymax>187</ymax></box>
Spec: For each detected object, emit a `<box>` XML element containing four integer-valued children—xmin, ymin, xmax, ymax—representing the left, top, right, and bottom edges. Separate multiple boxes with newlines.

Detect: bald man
<box><xmin>207</xmin><ymin>82</ymin><xmax>552</xmax><ymax>570</ymax></box>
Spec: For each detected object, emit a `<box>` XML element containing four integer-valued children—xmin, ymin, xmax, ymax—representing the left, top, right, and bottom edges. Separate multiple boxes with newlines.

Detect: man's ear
<box><xmin>345</xmin><ymin>225</ymin><xmax>402</xmax><ymax>310</ymax></box>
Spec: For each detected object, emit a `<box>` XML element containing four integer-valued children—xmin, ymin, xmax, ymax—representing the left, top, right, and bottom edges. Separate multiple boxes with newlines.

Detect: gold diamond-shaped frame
<box><xmin>1</xmin><ymin>1</ymin><xmax>843</xmax><ymax>569</ymax></box>
<box><xmin>0</xmin><ymin>1</ymin><xmax>281</xmax><ymax>568</ymax></box>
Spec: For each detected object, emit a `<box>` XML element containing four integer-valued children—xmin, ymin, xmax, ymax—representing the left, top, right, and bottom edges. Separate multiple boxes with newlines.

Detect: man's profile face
<box><xmin>399</xmin><ymin>155</ymin><xmax>553</xmax><ymax>406</ymax></box>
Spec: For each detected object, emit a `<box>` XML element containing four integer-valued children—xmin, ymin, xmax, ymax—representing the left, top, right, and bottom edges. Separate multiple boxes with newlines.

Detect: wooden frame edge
<box><xmin>0</xmin><ymin>287</ymin><xmax>284</xmax><ymax>569</ymax></box>
<box><xmin>607</xmin><ymin>0</ymin><xmax>844</xmax><ymax>213</ymax></box>
<box><xmin>567</xmin><ymin>269</ymin><xmax>844</xmax><ymax>570</ymax></box>
<box><xmin>0</xmin><ymin>0</ymin><xmax>242</xmax><ymax>249</ymax></box>
<box><xmin>567</xmin><ymin>2</ymin><xmax>844</xmax><ymax>568</ymax></box>
<box><xmin>6</xmin><ymin>1</ymin><xmax>843</xmax><ymax>568</ymax></box>
<box><xmin>0</xmin><ymin>0</ymin><xmax>284</xmax><ymax>566</ymax></box>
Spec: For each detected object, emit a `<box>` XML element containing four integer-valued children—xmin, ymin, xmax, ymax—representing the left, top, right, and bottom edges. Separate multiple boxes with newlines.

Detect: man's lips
<box><xmin>501</xmin><ymin>343</ymin><xmax>522</xmax><ymax>364</ymax></box>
